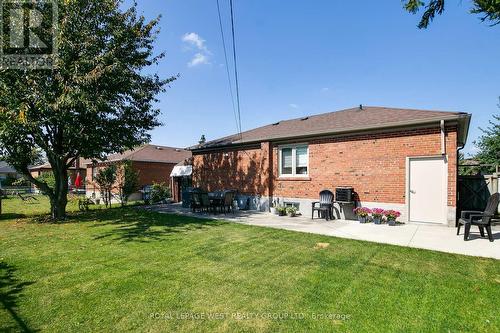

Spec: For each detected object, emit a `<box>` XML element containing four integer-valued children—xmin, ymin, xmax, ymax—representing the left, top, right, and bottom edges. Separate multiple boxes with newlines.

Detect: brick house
<box><xmin>29</xmin><ymin>158</ymin><xmax>88</xmax><ymax>191</ymax></box>
<box><xmin>0</xmin><ymin>161</ymin><xmax>22</xmax><ymax>185</ymax></box>
<box><xmin>191</xmin><ymin>106</ymin><xmax>471</xmax><ymax>226</ymax></box>
<box><xmin>85</xmin><ymin>145</ymin><xmax>191</xmax><ymax>201</ymax></box>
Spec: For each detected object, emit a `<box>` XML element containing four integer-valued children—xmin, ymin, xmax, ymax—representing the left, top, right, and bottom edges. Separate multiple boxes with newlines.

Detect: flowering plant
<box><xmin>353</xmin><ymin>207</ymin><xmax>371</xmax><ymax>217</ymax></box>
<box><xmin>371</xmin><ymin>208</ymin><xmax>385</xmax><ymax>218</ymax></box>
<box><xmin>383</xmin><ymin>210</ymin><xmax>401</xmax><ymax>220</ymax></box>
<box><xmin>286</xmin><ymin>206</ymin><xmax>298</xmax><ymax>215</ymax></box>
<box><xmin>276</xmin><ymin>206</ymin><xmax>287</xmax><ymax>213</ymax></box>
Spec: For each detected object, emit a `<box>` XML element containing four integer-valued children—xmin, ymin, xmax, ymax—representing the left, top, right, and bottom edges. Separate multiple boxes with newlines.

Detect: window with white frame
<box><xmin>279</xmin><ymin>145</ymin><xmax>309</xmax><ymax>176</ymax></box>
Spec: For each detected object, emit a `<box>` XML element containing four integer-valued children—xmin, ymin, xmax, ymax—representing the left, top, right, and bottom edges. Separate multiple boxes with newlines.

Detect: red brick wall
<box><xmin>86</xmin><ymin>161</ymin><xmax>176</xmax><ymax>193</ymax></box>
<box><xmin>192</xmin><ymin>142</ymin><xmax>272</xmax><ymax>196</ymax></box>
<box><xmin>132</xmin><ymin>161</ymin><xmax>175</xmax><ymax>187</ymax></box>
<box><xmin>193</xmin><ymin>127</ymin><xmax>458</xmax><ymax>207</ymax></box>
<box><xmin>273</xmin><ymin>127</ymin><xmax>457</xmax><ymax>206</ymax></box>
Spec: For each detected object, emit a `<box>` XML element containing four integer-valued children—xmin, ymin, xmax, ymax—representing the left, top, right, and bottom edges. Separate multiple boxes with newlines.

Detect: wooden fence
<box><xmin>458</xmin><ymin>173</ymin><xmax>499</xmax><ymax>216</ymax></box>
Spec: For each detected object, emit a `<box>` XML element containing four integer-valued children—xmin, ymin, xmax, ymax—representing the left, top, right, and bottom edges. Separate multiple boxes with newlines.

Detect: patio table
<box><xmin>208</xmin><ymin>192</ymin><xmax>222</xmax><ymax>200</ymax></box>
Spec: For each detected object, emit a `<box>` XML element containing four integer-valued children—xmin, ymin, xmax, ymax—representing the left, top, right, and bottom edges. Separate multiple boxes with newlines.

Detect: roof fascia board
<box><xmin>192</xmin><ymin>142</ymin><xmax>262</xmax><ymax>155</ymax></box>
<box><xmin>85</xmin><ymin>159</ymin><xmax>180</xmax><ymax>165</ymax></box>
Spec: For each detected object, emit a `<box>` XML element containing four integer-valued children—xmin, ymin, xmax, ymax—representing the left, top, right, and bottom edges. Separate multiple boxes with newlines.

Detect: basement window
<box><xmin>279</xmin><ymin>145</ymin><xmax>309</xmax><ymax>177</ymax></box>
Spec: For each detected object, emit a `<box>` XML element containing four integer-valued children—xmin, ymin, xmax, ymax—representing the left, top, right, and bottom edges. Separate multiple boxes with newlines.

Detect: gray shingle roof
<box><xmin>86</xmin><ymin>144</ymin><xmax>191</xmax><ymax>165</ymax></box>
<box><xmin>0</xmin><ymin>161</ymin><xmax>17</xmax><ymax>174</ymax></box>
<box><xmin>29</xmin><ymin>157</ymin><xmax>90</xmax><ymax>171</ymax></box>
<box><xmin>194</xmin><ymin>106</ymin><xmax>470</xmax><ymax>150</ymax></box>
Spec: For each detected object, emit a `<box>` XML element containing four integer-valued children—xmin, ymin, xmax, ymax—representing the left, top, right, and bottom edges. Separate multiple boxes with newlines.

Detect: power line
<box><xmin>229</xmin><ymin>0</ymin><xmax>242</xmax><ymax>138</ymax></box>
<box><xmin>216</xmin><ymin>0</ymin><xmax>240</xmax><ymax>135</ymax></box>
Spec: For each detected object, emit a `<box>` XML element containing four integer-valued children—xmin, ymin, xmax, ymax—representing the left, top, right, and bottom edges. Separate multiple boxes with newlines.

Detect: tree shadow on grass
<box><xmin>0</xmin><ymin>262</ymin><xmax>37</xmax><ymax>332</ymax></box>
<box><xmin>80</xmin><ymin>209</ymin><xmax>226</xmax><ymax>243</ymax></box>
<box><xmin>0</xmin><ymin>213</ymin><xmax>27</xmax><ymax>221</ymax></box>
<box><xmin>24</xmin><ymin>204</ymin><xmax>146</xmax><ymax>225</ymax></box>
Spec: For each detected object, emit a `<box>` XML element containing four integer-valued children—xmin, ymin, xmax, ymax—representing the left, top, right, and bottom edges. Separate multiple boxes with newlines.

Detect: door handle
<box><xmin>410</xmin><ymin>190</ymin><xmax>416</xmax><ymax>194</ymax></box>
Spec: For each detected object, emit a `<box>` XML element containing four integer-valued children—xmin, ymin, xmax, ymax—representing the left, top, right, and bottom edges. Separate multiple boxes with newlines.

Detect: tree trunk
<box><xmin>50</xmin><ymin>193</ymin><xmax>68</xmax><ymax>220</ymax></box>
<box><xmin>50</xmin><ymin>161</ymin><xmax>69</xmax><ymax>221</ymax></box>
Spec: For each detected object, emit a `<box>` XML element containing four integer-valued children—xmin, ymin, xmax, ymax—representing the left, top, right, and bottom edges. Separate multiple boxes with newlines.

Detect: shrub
<box><xmin>12</xmin><ymin>177</ymin><xmax>29</xmax><ymax>187</ymax></box>
<box><xmin>36</xmin><ymin>172</ymin><xmax>55</xmax><ymax>194</ymax></box>
<box><xmin>117</xmin><ymin>160</ymin><xmax>139</xmax><ymax>206</ymax></box>
<box><xmin>353</xmin><ymin>207</ymin><xmax>371</xmax><ymax>217</ymax></box>
<box><xmin>150</xmin><ymin>182</ymin><xmax>171</xmax><ymax>204</ymax></box>
<box><xmin>276</xmin><ymin>206</ymin><xmax>287</xmax><ymax>216</ymax></box>
<box><xmin>95</xmin><ymin>165</ymin><xmax>117</xmax><ymax>208</ymax></box>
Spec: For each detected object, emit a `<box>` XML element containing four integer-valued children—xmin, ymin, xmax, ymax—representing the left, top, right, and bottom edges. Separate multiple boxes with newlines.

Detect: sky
<box><xmin>127</xmin><ymin>0</ymin><xmax>499</xmax><ymax>156</ymax></box>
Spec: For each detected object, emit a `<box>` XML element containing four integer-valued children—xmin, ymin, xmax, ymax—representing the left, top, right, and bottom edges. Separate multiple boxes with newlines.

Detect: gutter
<box><xmin>457</xmin><ymin>113</ymin><xmax>471</xmax><ymax>149</ymax></box>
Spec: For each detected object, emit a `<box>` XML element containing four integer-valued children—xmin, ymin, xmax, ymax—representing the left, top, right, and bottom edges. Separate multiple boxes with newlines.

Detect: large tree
<box><xmin>0</xmin><ymin>0</ymin><xmax>175</xmax><ymax>219</ymax></box>
<box><xmin>404</xmin><ymin>0</ymin><xmax>500</xmax><ymax>28</ymax></box>
<box><xmin>474</xmin><ymin>100</ymin><xmax>500</xmax><ymax>173</ymax></box>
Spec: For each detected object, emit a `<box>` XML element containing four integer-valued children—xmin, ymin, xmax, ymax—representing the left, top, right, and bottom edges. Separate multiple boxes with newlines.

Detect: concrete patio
<box><xmin>147</xmin><ymin>204</ymin><xmax>500</xmax><ymax>260</ymax></box>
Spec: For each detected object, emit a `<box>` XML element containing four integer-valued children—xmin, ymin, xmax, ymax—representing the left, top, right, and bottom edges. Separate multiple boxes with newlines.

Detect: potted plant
<box><xmin>286</xmin><ymin>206</ymin><xmax>298</xmax><ymax>217</ymax></box>
<box><xmin>371</xmin><ymin>208</ymin><xmax>384</xmax><ymax>225</ymax></box>
<box><xmin>276</xmin><ymin>206</ymin><xmax>287</xmax><ymax>216</ymax></box>
<box><xmin>384</xmin><ymin>210</ymin><xmax>401</xmax><ymax>226</ymax></box>
<box><xmin>353</xmin><ymin>207</ymin><xmax>371</xmax><ymax>223</ymax></box>
<box><xmin>270</xmin><ymin>199</ymin><xmax>279</xmax><ymax>215</ymax></box>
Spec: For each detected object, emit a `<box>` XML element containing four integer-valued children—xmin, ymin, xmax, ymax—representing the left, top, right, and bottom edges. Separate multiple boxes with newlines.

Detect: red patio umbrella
<box><xmin>74</xmin><ymin>173</ymin><xmax>83</xmax><ymax>188</ymax></box>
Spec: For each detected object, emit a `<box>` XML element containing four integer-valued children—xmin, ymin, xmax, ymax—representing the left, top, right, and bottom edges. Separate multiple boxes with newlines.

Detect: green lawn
<box><xmin>0</xmin><ymin>195</ymin><xmax>80</xmax><ymax>218</ymax></box>
<box><xmin>0</xmin><ymin>197</ymin><xmax>499</xmax><ymax>332</ymax></box>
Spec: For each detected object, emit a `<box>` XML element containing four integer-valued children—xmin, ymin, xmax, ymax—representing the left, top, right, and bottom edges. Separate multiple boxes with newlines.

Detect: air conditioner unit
<box><xmin>336</xmin><ymin>187</ymin><xmax>354</xmax><ymax>203</ymax></box>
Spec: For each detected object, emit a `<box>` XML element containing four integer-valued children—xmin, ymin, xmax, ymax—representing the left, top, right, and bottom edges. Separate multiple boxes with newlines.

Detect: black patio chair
<box><xmin>221</xmin><ymin>190</ymin><xmax>236</xmax><ymax>214</ymax></box>
<box><xmin>311</xmin><ymin>190</ymin><xmax>334</xmax><ymax>221</ymax></box>
<box><xmin>190</xmin><ymin>189</ymin><xmax>203</xmax><ymax>212</ymax></box>
<box><xmin>200</xmin><ymin>192</ymin><xmax>212</xmax><ymax>213</ymax></box>
<box><xmin>458</xmin><ymin>192</ymin><xmax>499</xmax><ymax>242</ymax></box>
<box><xmin>212</xmin><ymin>191</ymin><xmax>224</xmax><ymax>214</ymax></box>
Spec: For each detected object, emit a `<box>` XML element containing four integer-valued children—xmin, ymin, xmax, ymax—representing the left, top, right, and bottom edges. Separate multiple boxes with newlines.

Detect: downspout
<box><xmin>456</xmin><ymin>143</ymin><xmax>465</xmax><ymax>227</ymax></box>
<box><xmin>440</xmin><ymin>120</ymin><xmax>446</xmax><ymax>155</ymax></box>
<box><xmin>440</xmin><ymin>119</ymin><xmax>451</xmax><ymax>225</ymax></box>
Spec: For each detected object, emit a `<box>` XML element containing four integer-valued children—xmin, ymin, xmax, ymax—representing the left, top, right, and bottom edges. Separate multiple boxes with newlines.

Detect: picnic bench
<box><xmin>78</xmin><ymin>198</ymin><xmax>97</xmax><ymax>211</ymax></box>
<box><xmin>17</xmin><ymin>192</ymin><xmax>38</xmax><ymax>203</ymax></box>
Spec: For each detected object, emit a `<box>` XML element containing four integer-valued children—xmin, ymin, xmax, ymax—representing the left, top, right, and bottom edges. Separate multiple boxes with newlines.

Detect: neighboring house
<box><xmin>191</xmin><ymin>106</ymin><xmax>471</xmax><ymax>226</ymax></box>
<box><xmin>29</xmin><ymin>158</ymin><xmax>87</xmax><ymax>185</ymax></box>
<box><xmin>85</xmin><ymin>144</ymin><xmax>191</xmax><ymax>201</ymax></box>
<box><xmin>170</xmin><ymin>158</ymin><xmax>193</xmax><ymax>203</ymax></box>
<box><xmin>0</xmin><ymin>161</ymin><xmax>21</xmax><ymax>185</ymax></box>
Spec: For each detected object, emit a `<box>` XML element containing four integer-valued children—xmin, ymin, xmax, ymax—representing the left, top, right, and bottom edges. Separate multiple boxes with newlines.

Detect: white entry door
<box><xmin>408</xmin><ymin>157</ymin><xmax>447</xmax><ymax>224</ymax></box>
